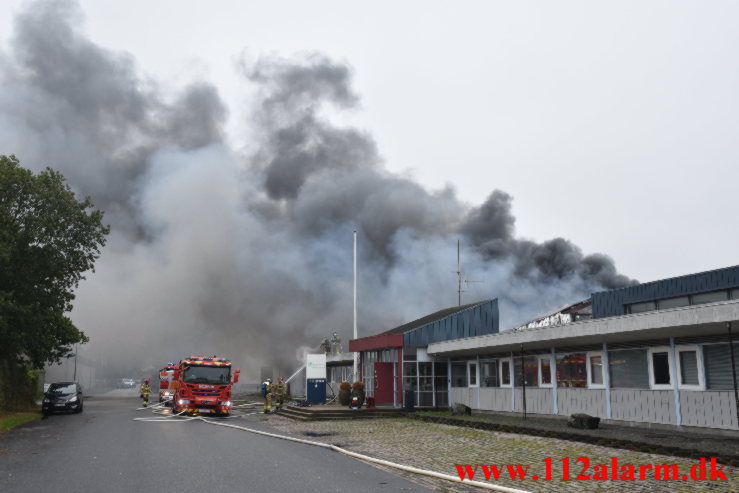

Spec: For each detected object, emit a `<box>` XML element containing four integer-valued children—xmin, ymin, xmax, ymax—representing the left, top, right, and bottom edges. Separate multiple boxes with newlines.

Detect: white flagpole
<box><xmin>353</xmin><ymin>230</ymin><xmax>358</xmax><ymax>380</ymax></box>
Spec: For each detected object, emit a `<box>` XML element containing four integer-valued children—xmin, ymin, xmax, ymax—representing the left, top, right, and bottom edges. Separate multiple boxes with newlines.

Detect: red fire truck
<box><xmin>171</xmin><ymin>356</ymin><xmax>240</xmax><ymax>416</ymax></box>
<box><xmin>158</xmin><ymin>362</ymin><xmax>178</xmax><ymax>403</ymax></box>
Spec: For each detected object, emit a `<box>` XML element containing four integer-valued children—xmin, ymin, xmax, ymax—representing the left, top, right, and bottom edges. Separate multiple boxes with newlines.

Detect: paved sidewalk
<box><xmin>261</xmin><ymin>414</ymin><xmax>738</xmax><ymax>493</ymax></box>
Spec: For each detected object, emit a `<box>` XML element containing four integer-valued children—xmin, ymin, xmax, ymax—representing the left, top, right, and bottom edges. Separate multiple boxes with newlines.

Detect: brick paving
<box><xmin>259</xmin><ymin>414</ymin><xmax>738</xmax><ymax>493</ymax></box>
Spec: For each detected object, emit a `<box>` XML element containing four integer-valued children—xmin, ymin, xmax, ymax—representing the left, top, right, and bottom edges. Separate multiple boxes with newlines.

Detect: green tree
<box><xmin>0</xmin><ymin>155</ymin><xmax>109</xmax><ymax>408</ymax></box>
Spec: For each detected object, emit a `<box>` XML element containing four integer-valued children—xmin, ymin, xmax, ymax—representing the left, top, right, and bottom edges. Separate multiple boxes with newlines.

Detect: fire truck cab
<box><xmin>172</xmin><ymin>356</ymin><xmax>240</xmax><ymax>416</ymax></box>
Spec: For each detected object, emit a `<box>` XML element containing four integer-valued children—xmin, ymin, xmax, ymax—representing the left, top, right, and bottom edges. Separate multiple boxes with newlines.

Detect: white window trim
<box><xmin>499</xmin><ymin>358</ymin><xmax>513</xmax><ymax>388</ymax></box>
<box><xmin>538</xmin><ymin>356</ymin><xmax>553</xmax><ymax>388</ymax></box>
<box><xmin>467</xmin><ymin>361</ymin><xmax>479</xmax><ymax>388</ymax></box>
<box><xmin>675</xmin><ymin>345</ymin><xmax>705</xmax><ymax>391</ymax></box>
<box><xmin>586</xmin><ymin>351</ymin><xmax>606</xmax><ymax>389</ymax></box>
<box><xmin>647</xmin><ymin>346</ymin><xmax>674</xmax><ymax>390</ymax></box>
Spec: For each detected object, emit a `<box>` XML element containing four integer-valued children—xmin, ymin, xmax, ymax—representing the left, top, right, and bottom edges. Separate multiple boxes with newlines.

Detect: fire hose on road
<box><xmin>133</xmin><ymin>404</ymin><xmax>532</xmax><ymax>493</ymax></box>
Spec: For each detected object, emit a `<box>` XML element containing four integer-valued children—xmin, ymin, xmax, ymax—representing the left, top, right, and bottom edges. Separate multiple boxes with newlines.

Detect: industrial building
<box><xmin>429</xmin><ymin>264</ymin><xmax>739</xmax><ymax>430</ymax></box>
<box><xmin>345</xmin><ymin>264</ymin><xmax>739</xmax><ymax>431</ymax></box>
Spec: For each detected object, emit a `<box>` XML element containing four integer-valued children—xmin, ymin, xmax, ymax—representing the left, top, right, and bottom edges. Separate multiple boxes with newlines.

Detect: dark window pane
<box><xmin>658</xmin><ymin>297</ymin><xmax>690</xmax><ymax>309</ymax></box>
<box><xmin>608</xmin><ymin>349</ymin><xmax>649</xmax><ymax>389</ymax></box>
<box><xmin>652</xmin><ymin>352</ymin><xmax>671</xmax><ymax>385</ymax></box>
<box><xmin>403</xmin><ymin>363</ymin><xmax>417</xmax><ymax>377</ymax></box>
<box><xmin>731</xmin><ymin>288</ymin><xmax>739</xmax><ymax>300</ymax></box>
<box><xmin>692</xmin><ymin>291</ymin><xmax>728</xmax><ymax>305</ymax></box>
<box><xmin>679</xmin><ymin>351</ymin><xmax>699</xmax><ymax>386</ymax></box>
<box><xmin>629</xmin><ymin>301</ymin><xmax>656</xmax><ymax>314</ymax></box>
<box><xmin>418</xmin><ymin>362</ymin><xmax>433</xmax><ymax>377</ymax></box>
<box><xmin>403</xmin><ymin>377</ymin><xmax>417</xmax><ymax>390</ymax></box>
<box><xmin>501</xmin><ymin>360</ymin><xmax>511</xmax><ymax>385</ymax></box>
<box><xmin>705</xmin><ymin>343</ymin><xmax>739</xmax><ymax>390</ymax></box>
<box><xmin>513</xmin><ymin>356</ymin><xmax>538</xmax><ymax>387</ymax></box>
<box><xmin>434</xmin><ymin>377</ymin><xmax>448</xmax><ymax>391</ymax></box>
<box><xmin>540</xmin><ymin>359</ymin><xmax>552</xmax><ymax>384</ymax></box>
<box><xmin>436</xmin><ymin>391</ymin><xmax>448</xmax><ymax>407</ymax></box>
<box><xmin>451</xmin><ymin>363</ymin><xmax>467</xmax><ymax>387</ymax></box>
<box><xmin>418</xmin><ymin>392</ymin><xmax>434</xmax><ymax>406</ymax></box>
<box><xmin>556</xmin><ymin>353</ymin><xmax>586</xmax><ymax>388</ymax></box>
<box><xmin>419</xmin><ymin>377</ymin><xmax>433</xmax><ymax>391</ymax></box>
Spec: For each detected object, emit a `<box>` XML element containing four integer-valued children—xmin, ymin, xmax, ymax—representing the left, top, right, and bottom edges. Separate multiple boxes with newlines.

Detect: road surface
<box><xmin>0</xmin><ymin>395</ymin><xmax>431</xmax><ymax>493</ymax></box>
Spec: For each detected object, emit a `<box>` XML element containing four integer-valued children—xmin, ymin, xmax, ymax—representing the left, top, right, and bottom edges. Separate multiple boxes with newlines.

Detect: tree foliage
<box><xmin>0</xmin><ymin>155</ymin><xmax>109</xmax><ymax>369</ymax></box>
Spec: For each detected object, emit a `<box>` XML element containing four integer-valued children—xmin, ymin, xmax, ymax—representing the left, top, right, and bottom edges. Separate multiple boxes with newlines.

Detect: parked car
<box><xmin>42</xmin><ymin>382</ymin><xmax>84</xmax><ymax>415</ymax></box>
<box><xmin>116</xmin><ymin>378</ymin><xmax>136</xmax><ymax>389</ymax></box>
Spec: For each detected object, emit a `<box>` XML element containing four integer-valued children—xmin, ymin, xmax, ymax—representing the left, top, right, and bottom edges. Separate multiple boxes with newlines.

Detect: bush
<box><xmin>0</xmin><ymin>361</ymin><xmax>40</xmax><ymax>411</ymax></box>
<box><xmin>351</xmin><ymin>381</ymin><xmax>364</xmax><ymax>391</ymax></box>
<box><xmin>339</xmin><ymin>381</ymin><xmax>351</xmax><ymax>391</ymax></box>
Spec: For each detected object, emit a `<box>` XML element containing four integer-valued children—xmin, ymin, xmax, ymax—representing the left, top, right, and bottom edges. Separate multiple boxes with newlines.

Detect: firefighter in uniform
<box><xmin>330</xmin><ymin>332</ymin><xmax>342</xmax><ymax>355</ymax></box>
<box><xmin>320</xmin><ymin>337</ymin><xmax>330</xmax><ymax>355</ymax></box>
<box><xmin>273</xmin><ymin>376</ymin><xmax>286</xmax><ymax>412</ymax></box>
<box><xmin>139</xmin><ymin>378</ymin><xmax>152</xmax><ymax>407</ymax></box>
<box><xmin>262</xmin><ymin>378</ymin><xmax>273</xmax><ymax>413</ymax></box>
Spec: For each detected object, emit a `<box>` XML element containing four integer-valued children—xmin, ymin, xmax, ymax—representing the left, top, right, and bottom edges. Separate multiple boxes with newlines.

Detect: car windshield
<box><xmin>183</xmin><ymin>366</ymin><xmax>230</xmax><ymax>384</ymax></box>
<box><xmin>48</xmin><ymin>384</ymin><xmax>76</xmax><ymax>395</ymax></box>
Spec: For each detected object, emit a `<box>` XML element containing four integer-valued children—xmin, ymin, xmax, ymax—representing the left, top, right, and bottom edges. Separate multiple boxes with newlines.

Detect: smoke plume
<box><xmin>0</xmin><ymin>0</ymin><xmax>633</xmax><ymax>380</ymax></box>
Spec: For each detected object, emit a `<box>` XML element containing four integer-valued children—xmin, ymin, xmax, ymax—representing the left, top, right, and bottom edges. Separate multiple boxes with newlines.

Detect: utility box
<box><xmin>306</xmin><ymin>354</ymin><xmax>326</xmax><ymax>404</ymax></box>
<box><xmin>306</xmin><ymin>378</ymin><xmax>326</xmax><ymax>403</ymax></box>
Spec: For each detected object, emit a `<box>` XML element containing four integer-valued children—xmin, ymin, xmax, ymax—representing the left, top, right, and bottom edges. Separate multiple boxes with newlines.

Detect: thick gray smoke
<box><xmin>0</xmin><ymin>0</ymin><xmax>633</xmax><ymax>381</ymax></box>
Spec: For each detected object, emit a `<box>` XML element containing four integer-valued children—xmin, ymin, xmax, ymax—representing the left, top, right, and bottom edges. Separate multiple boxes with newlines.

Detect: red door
<box><xmin>373</xmin><ymin>362</ymin><xmax>394</xmax><ymax>404</ymax></box>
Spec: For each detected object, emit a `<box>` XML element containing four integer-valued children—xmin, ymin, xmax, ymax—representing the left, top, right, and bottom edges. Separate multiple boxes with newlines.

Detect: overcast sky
<box><xmin>2</xmin><ymin>0</ymin><xmax>737</xmax><ymax>284</ymax></box>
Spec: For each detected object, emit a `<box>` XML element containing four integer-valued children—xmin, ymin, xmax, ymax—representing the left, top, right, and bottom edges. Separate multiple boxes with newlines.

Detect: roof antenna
<box><xmin>454</xmin><ymin>238</ymin><xmax>482</xmax><ymax>306</ymax></box>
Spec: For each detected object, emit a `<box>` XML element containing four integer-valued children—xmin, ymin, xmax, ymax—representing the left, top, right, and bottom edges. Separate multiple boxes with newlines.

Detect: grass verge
<box><xmin>0</xmin><ymin>410</ymin><xmax>41</xmax><ymax>433</ymax></box>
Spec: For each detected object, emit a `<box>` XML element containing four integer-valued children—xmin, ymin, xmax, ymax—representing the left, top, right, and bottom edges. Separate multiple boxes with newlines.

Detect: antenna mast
<box><xmin>457</xmin><ymin>239</ymin><xmax>462</xmax><ymax>306</ymax></box>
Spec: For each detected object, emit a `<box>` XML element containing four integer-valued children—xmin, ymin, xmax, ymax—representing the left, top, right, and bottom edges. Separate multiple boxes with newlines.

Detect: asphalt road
<box><xmin>0</xmin><ymin>395</ymin><xmax>431</xmax><ymax>493</ymax></box>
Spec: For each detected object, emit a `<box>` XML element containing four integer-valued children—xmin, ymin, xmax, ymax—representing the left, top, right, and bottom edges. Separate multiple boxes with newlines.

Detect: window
<box><xmin>539</xmin><ymin>357</ymin><xmax>553</xmax><ymax>387</ymax></box>
<box><xmin>608</xmin><ymin>349</ymin><xmax>649</xmax><ymax>388</ymax></box>
<box><xmin>468</xmin><ymin>361</ymin><xmax>479</xmax><ymax>387</ymax></box>
<box><xmin>481</xmin><ymin>360</ymin><xmax>499</xmax><ymax>387</ymax></box>
<box><xmin>732</xmin><ymin>288</ymin><xmax>739</xmax><ymax>300</ymax></box>
<box><xmin>500</xmin><ymin>359</ymin><xmax>512</xmax><ymax>387</ymax></box>
<box><xmin>556</xmin><ymin>353</ymin><xmax>587</xmax><ymax>388</ymax></box>
<box><xmin>704</xmin><ymin>343</ymin><xmax>739</xmax><ymax>390</ymax></box>
<box><xmin>676</xmin><ymin>346</ymin><xmax>703</xmax><ymax>390</ymax></box>
<box><xmin>513</xmin><ymin>356</ymin><xmax>538</xmax><ymax>387</ymax></box>
<box><xmin>691</xmin><ymin>291</ymin><xmax>729</xmax><ymax>305</ymax></box>
<box><xmin>648</xmin><ymin>347</ymin><xmax>673</xmax><ymax>389</ymax></box>
<box><xmin>657</xmin><ymin>296</ymin><xmax>689</xmax><ymax>310</ymax></box>
<box><xmin>451</xmin><ymin>362</ymin><xmax>467</xmax><ymax>387</ymax></box>
<box><xmin>587</xmin><ymin>352</ymin><xmax>605</xmax><ymax>388</ymax></box>
<box><xmin>629</xmin><ymin>301</ymin><xmax>656</xmax><ymax>314</ymax></box>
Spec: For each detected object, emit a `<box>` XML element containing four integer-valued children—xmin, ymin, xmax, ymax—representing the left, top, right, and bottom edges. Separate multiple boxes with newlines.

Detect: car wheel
<box><xmin>75</xmin><ymin>402</ymin><xmax>83</xmax><ymax>413</ymax></box>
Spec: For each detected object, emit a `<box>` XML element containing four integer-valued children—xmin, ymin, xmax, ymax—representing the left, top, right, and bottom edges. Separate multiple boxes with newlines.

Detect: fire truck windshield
<box><xmin>182</xmin><ymin>365</ymin><xmax>230</xmax><ymax>384</ymax></box>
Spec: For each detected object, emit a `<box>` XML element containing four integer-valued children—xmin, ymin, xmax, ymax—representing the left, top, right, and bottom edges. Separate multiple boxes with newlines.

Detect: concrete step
<box><xmin>279</xmin><ymin>405</ymin><xmax>406</xmax><ymax>421</ymax></box>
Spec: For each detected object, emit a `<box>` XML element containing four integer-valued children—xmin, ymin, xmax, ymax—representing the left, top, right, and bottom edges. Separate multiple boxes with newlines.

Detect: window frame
<box><xmin>467</xmin><ymin>361</ymin><xmax>479</xmax><ymax>388</ymax></box>
<box><xmin>499</xmin><ymin>358</ymin><xmax>512</xmax><ymax>388</ymax></box>
<box><xmin>538</xmin><ymin>356</ymin><xmax>553</xmax><ymax>388</ymax></box>
<box><xmin>647</xmin><ymin>346</ymin><xmax>674</xmax><ymax>390</ymax></box>
<box><xmin>480</xmin><ymin>359</ymin><xmax>499</xmax><ymax>388</ymax></box>
<box><xmin>675</xmin><ymin>345</ymin><xmax>705</xmax><ymax>391</ymax></box>
<box><xmin>586</xmin><ymin>351</ymin><xmax>606</xmax><ymax>389</ymax></box>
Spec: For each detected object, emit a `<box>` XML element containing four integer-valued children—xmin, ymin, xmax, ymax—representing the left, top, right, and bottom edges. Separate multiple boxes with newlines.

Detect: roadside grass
<box><xmin>0</xmin><ymin>409</ymin><xmax>42</xmax><ymax>433</ymax></box>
